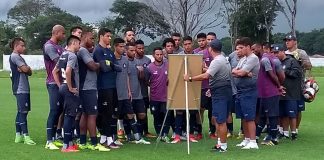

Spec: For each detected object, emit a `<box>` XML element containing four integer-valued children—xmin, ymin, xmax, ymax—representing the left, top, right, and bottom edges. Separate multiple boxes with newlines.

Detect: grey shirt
<box><xmin>10</xmin><ymin>53</ymin><xmax>30</xmax><ymax>94</ymax></box>
<box><xmin>174</xmin><ymin>47</ymin><xmax>184</xmax><ymax>54</ymax></box>
<box><xmin>228</xmin><ymin>51</ymin><xmax>241</xmax><ymax>69</ymax></box>
<box><xmin>135</xmin><ymin>56</ymin><xmax>151</xmax><ymax>98</ymax></box>
<box><xmin>78</xmin><ymin>47</ymin><xmax>97</xmax><ymax>90</ymax></box>
<box><xmin>206</xmin><ymin>54</ymin><xmax>232</xmax><ymax>88</ymax></box>
<box><xmin>116</xmin><ymin>56</ymin><xmax>129</xmax><ymax>100</ymax></box>
<box><xmin>235</xmin><ymin>53</ymin><xmax>260</xmax><ymax>89</ymax></box>
<box><xmin>128</xmin><ymin>59</ymin><xmax>143</xmax><ymax>100</ymax></box>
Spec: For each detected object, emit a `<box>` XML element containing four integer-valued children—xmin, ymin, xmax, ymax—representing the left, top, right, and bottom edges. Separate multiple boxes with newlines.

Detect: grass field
<box><xmin>0</xmin><ymin>75</ymin><xmax>323</xmax><ymax>160</ymax></box>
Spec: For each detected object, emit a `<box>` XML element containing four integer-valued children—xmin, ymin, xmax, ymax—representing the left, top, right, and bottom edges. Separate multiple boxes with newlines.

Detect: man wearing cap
<box><xmin>273</xmin><ymin>44</ymin><xmax>303</xmax><ymax>140</ymax></box>
<box><xmin>184</xmin><ymin>39</ymin><xmax>233</xmax><ymax>152</ymax></box>
<box><xmin>283</xmin><ymin>34</ymin><xmax>312</xmax><ymax>134</ymax></box>
<box><xmin>255</xmin><ymin>43</ymin><xmax>285</xmax><ymax>145</ymax></box>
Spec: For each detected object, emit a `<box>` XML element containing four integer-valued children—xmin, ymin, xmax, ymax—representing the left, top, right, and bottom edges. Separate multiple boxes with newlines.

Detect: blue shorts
<box><xmin>80</xmin><ymin>90</ymin><xmax>98</xmax><ymax>115</ymax></box>
<box><xmin>15</xmin><ymin>93</ymin><xmax>31</xmax><ymax>113</ymax></box>
<box><xmin>200</xmin><ymin>89</ymin><xmax>212</xmax><ymax>110</ymax></box>
<box><xmin>117</xmin><ymin>100</ymin><xmax>133</xmax><ymax>115</ymax></box>
<box><xmin>279</xmin><ymin>100</ymin><xmax>298</xmax><ymax>118</ymax></box>
<box><xmin>235</xmin><ymin>89</ymin><xmax>258</xmax><ymax>121</ymax></box>
<box><xmin>259</xmin><ymin>96</ymin><xmax>280</xmax><ymax>117</ymax></box>
<box><xmin>46</xmin><ymin>84</ymin><xmax>63</xmax><ymax>113</ymax></box>
<box><xmin>297</xmin><ymin>100</ymin><xmax>305</xmax><ymax>112</ymax></box>
<box><xmin>211</xmin><ymin>86</ymin><xmax>232</xmax><ymax>124</ymax></box>
<box><xmin>59</xmin><ymin>84</ymin><xmax>80</xmax><ymax>117</ymax></box>
<box><xmin>132</xmin><ymin>99</ymin><xmax>146</xmax><ymax>114</ymax></box>
<box><xmin>150</xmin><ymin>101</ymin><xmax>167</xmax><ymax>115</ymax></box>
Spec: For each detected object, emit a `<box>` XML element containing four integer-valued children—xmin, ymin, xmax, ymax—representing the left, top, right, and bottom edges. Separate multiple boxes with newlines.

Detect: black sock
<box><xmin>227</xmin><ymin>123</ymin><xmax>233</xmax><ymax>133</ymax></box>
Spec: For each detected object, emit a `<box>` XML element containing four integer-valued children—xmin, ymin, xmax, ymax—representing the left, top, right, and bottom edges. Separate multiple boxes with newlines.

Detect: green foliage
<box><xmin>220</xmin><ymin>37</ymin><xmax>232</xmax><ymax>55</ymax></box>
<box><xmin>0</xmin><ymin>21</ymin><xmax>17</xmax><ymax>55</ymax></box>
<box><xmin>24</xmin><ymin>12</ymin><xmax>83</xmax><ymax>50</ymax></box>
<box><xmin>108</xmin><ymin>0</ymin><xmax>171</xmax><ymax>40</ymax></box>
<box><xmin>7</xmin><ymin>0</ymin><xmax>56</xmax><ymax>26</ymax></box>
<box><xmin>145</xmin><ymin>40</ymin><xmax>163</xmax><ymax>55</ymax></box>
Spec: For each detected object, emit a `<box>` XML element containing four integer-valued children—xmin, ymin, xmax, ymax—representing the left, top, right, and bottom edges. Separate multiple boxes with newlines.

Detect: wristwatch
<box><xmin>189</xmin><ymin>76</ymin><xmax>192</xmax><ymax>82</ymax></box>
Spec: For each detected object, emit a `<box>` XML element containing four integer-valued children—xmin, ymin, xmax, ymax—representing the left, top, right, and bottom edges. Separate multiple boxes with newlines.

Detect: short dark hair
<box><xmin>236</xmin><ymin>37</ymin><xmax>252</xmax><ymax>47</ymax></box>
<box><xmin>183</xmin><ymin>36</ymin><xmax>193</xmax><ymax>42</ymax></box>
<box><xmin>66</xmin><ymin>35</ymin><xmax>81</xmax><ymax>46</ymax></box>
<box><xmin>10</xmin><ymin>37</ymin><xmax>25</xmax><ymax>49</ymax></box>
<box><xmin>135</xmin><ymin>39</ymin><xmax>144</xmax><ymax>45</ymax></box>
<box><xmin>171</xmin><ymin>32</ymin><xmax>181</xmax><ymax>37</ymax></box>
<box><xmin>124</xmin><ymin>27</ymin><xmax>135</xmax><ymax>35</ymax></box>
<box><xmin>262</xmin><ymin>42</ymin><xmax>271</xmax><ymax>50</ymax></box>
<box><xmin>125</xmin><ymin>42</ymin><xmax>136</xmax><ymax>50</ymax></box>
<box><xmin>153</xmin><ymin>47</ymin><xmax>163</xmax><ymax>54</ymax></box>
<box><xmin>70</xmin><ymin>26</ymin><xmax>82</xmax><ymax>33</ymax></box>
<box><xmin>197</xmin><ymin>33</ymin><xmax>207</xmax><ymax>39</ymax></box>
<box><xmin>98</xmin><ymin>28</ymin><xmax>111</xmax><ymax>38</ymax></box>
<box><xmin>162</xmin><ymin>38</ymin><xmax>175</xmax><ymax>47</ymax></box>
<box><xmin>113</xmin><ymin>38</ymin><xmax>125</xmax><ymax>46</ymax></box>
<box><xmin>207</xmin><ymin>32</ymin><xmax>216</xmax><ymax>37</ymax></box>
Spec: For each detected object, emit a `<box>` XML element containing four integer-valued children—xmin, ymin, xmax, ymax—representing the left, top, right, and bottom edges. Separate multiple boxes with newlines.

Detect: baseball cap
<box><xmin>271</xmin><ymin>44</ymin><xmax>286</xmax><ymax>52</ymax></box>
<box><xmin>283</xmin><ymin>34</ymin><xmax>297</xmax><ymax>41</ymax></box>
<box><xmin>209</xmin><ymin>39</ymin><xmax>222</xmax><ymax>52</ymax></box>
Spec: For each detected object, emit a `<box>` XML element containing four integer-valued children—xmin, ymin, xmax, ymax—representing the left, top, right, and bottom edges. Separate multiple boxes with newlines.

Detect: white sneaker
<box><xmin>135</xmin><ymin>138</ymin><xmax>151</xmax><ymax>145</ymax></box>
<box><xmin>236</xmin><ymin>140</ymin><xmax>249</xmax><ymax>147</ymax></box>
<box><xmin>241</xmin><ymin>142</ymin><xmax>259</xmax><ymax>149</ymax></box>
<box><xmin>114</xmin><ymin>140</ymin><xmax>123</xmax><ymax>146</ymax></box>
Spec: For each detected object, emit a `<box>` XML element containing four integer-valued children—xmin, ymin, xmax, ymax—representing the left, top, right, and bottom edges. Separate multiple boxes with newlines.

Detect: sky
<box><xmin>1</xmin><ymin>0</ymin><xmax>324</xmax><ymax>42</ymax></box>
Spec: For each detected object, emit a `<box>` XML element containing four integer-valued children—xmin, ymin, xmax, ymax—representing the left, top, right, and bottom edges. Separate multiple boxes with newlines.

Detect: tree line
<box><xmin>0</xmin><ymin>0</ymin><xmax>323</xmax><ymax>57</ymax></box>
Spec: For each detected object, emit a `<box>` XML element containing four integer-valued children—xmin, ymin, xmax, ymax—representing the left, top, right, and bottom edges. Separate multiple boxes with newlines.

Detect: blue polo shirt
<box><xmin>93</xmin><ymin>44</ymin><xmax>117</xmax><ymax>90</ymax></box>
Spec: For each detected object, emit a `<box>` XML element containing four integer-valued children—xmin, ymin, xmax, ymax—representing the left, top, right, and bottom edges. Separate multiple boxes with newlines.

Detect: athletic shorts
<box><xmin>15</xmin><ymin>93</ymin><xmax>31</xmax><ymax>113</ymax></box>
<box><xmin>297</xmin><ymin>100</ymin><xmax>305</xmax><ymax>112</ymax></box>
<box><xmin>80</xmin><ymin>90</ymin><xmax>98</xmax><ymax>115</ymax></box>
<box><xmin>150</xmin><ymin>101</ymin><xmax>167</xmax><ymax>115</ymax></box>
<box><xmin>117</xmin><ymin>99</ymin><xmax>133</xmax><ymax>115</ymax></box>
<box><xmin>211</xmin><ymin>85</ymin><xmax>232</xmax><ymax>124</ymax></box>
<box><xmin>200</xmin><ymin>89</ymin><xmax>212</xmax><ymax>110</ymax></box>
<box><xmin>259</xmin><ymin>96</ymin><xmax>280</xmax><ymax>117</ymax></box>
<box><xmin>143</xmin><ymin>97</ymin><xmax>150</xmax><ymax>109</ymax></box>
<box><xmin>235</xmin><ymin>89</ymin><xmax>258</xmax><ymax>121</ymax></box>
<box><xmin>59</xmin><ymin>84</ymin><xmax>80</xmax><ymax>117</ymax></box>
<box><xmin>132</xmin><ymin>99</ymin><xmax>146</xmax><ymax>114</ymax></box>
<box><xmin>279</xmin><ymin>100</ymin><xmax>298</xmax><ymax>118</ymax></box>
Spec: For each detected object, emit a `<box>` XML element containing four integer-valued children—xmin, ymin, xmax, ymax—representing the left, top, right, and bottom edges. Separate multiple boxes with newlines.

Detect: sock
<box><xmin>196</xmin><ymin>124</ymin><xmax>202</xmax><ymax>134</ymax></box>
<box><xmin>118</xmin><ymin>119</ymin><xmax>124</xmax><ymax>130</ymax></box>
<box><xmin>16</xmin><ymin>132</ymin><xmax>21</xmax><ymax>136</ymax></box>
<box><xmin>137</xmin><ymin>119</ymin><xmax>144</xmax><ymax>136</ymax></box>
<box><xmin>250</xmin><ymin>139</ymin><xmax>257</xmax><ymax>143</ymax></box>
<box><xmin>75</xmin><ymin>119</ymin><xmax>80</xmax><ymax>138</ymax></box>
<box><xmin>15</xmin><ymin>112</ymin><xmax>22</xmax><ymax>133</ymax></box>
<box><xmin>220</xmin><ymin>143</ymin><xmax>227</xmax><ymax>150</ymax></box>
<box><xmin>19</xmin><ymin>113</ymin><xmax>28</xmax><ymax>135</ymax></box>
<box><xmin>69</xmin><ymin>141</ymin><xmax>73</xmax><ymax>146</ymax></box>
<box><xmin>227</xmin><ymin>123</ymin><xmax>233</xmax><ymax>133</ymax></box>
<box><xmin>129</xmin><ymin>119</ymin><xmax>139</xmax><ymax>136</ymax></box>
<box><xmin>80</xmin><ymin>134</ymin><xmax>87</xmax><ymax>145</ymax></box>
<box><xmin>217</xmin><ymin>138</ymin><xmax>221</xmax><ymax>145</ymax></box>
<box><xmin>63</xmin><ymin>143</ymin><xmax>68</xmax><ymax>149</ymax></box>
<box><xmin>57</xmin><ymin>128</ymin><xmax>62</xmax><ymax>135</ymax></box>
<box><xmin>134</xmin><ymin>133</ymin><xmax>141</xmax><ymax>141</ymax></box>
<box><xmin>279</xmin><ymin>127</ymin><xmax>284</xmax><ymax>134</ymax></box>
<box><xmin>283</xmin><ymin>131</ymin><xmax>289</xmax><ymax>137</ymax></box>
<box><xmin>296</xmin><ymin>128</ymin><xmax>299</xmax><ymax>134</ymax></box>
<box><xmin>291</xmin><ymin>131</ymin><xmax>297</xmax><ymax>134</ymax></box>
<box><xmin>90</xmin><ymin>137</ymin><xmax>98</xmax><ymax>145</ymax></box>
<box><xmin>107</xmin><ymin>137</ymin><xmax>113</xmax><ymax>145</ymax></box>
<box><xmin>245</xmin><ymin>138</ymin><xmax>250</xmax><ymax>142</ymax></box>
<box><xmin>63</xmin><ymin>115</ymin><xmax>74</xmax><ymax>147</ymax></box>
<box><xmin>100</xmin><ymin>135</ymin><xmax>107</xmax><ymax>144</ymax></box>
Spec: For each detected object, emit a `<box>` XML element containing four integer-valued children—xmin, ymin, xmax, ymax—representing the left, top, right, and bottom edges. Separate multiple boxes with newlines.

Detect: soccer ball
<box><xmin>305</xmin><ymin>79</ymin><xmax>319</xmax><ymax>93</ymax></box>
<box><xmin>303</xmin><ymin>87</ymin><xmax>316</xmax><ymax>102</ymax></box>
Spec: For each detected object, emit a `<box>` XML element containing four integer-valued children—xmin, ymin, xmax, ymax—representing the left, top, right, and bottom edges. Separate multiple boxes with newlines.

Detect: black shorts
<box><xmin>143</xmin><ymin>97</ymin><xmax>150</xmax><ymax>109</ymax></box>
<box><xmin>118</xmin><ymin>99</ymin><xmax>133</xmax><ymax>115</ymax></box>
<box><xmin>200</xmin><ymin>89</ymin><xmax>212</xmax><ymax>110</ymax></box>
<box><xmin>80</xmin><ymin>90</ymin><xmax>98</xmax><ymax>115</ymax></box>
<box><xmin>150</xmin><ymin>101</ymin><xmax>167</xmax><ymax>115</ymax></box>
<box><xmin>132</xmin><ymin>99</ymin><xmax>146</xmax><ymax>114</ymax></box>
<box><xmin>98</xmin><ymin>88</ymin><xmax>118</xmax><ymax>116</ymax></box>
<box><xmin>230</xmin><ymin>95</ymin><xmax>236</xmax><ymax>113</ymax></box>
<box><xmin>15</xmin><ymin>93</ymin><xmax>31</xmax><ymax>113</ymax></box>
<box><xmin>59</xmin><ymin>84</ymin><xmax>80</xmax><ymax>117</ymax></box>
<box><xmin>259</xmin><ymin>96</ymin><xmax>280</xmax><ymax>117</ymax></box>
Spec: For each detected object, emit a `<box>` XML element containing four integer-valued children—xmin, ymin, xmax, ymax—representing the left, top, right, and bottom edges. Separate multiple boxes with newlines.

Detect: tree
<box><xmin>107</xmin><ymin>0</ymin><xmax>171</xmax><ymax>40</ymax></box>
<box><xmin>144</xmin><ymin>0</ymin><xmax>224</xmax><ymax>37</ymax></box>
<box><xmin>24</xmin><ymin>12</ymin><xmax>84</xmax><ymax>50</ymax></box>
<box><xmin>7</xmin><ymin>0</ymin><xmax>57</xmax><ymax>26</ymax></box>
<box><xmin>0</xmin><ymin>21</ymin><xmax>17</xmax><ymax>55</ymax></box>
<box><xmin>276</xmin><ymin>0</ymin><xmax>297</xmax><ymax>36</ymax></box>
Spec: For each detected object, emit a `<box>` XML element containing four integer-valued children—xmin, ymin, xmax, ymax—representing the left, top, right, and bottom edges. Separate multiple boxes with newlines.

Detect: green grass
<box><xmin>0</xmin><ymin>77</ymin><xmax>323</xmax><ymax>160</ymax></box>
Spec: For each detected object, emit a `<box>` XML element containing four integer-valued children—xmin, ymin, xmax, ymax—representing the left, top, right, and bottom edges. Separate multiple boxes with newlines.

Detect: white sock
<box><xmin>118</xmin><ymin>120</ymin><xmax>124</xmax><ymax>130</ymax></box>
<box><xmin>220</xmin><ymin>143</ymin><xmax>227</xmax><ymax>150</ymax></box>
<box><xmin>244</xmin><ymin>138</ymin><xmax>250</xmax><ymax>142</ymax></box>
<box><xmin>217</xmin><ymin>138</ymin><xmax>221</xmax><ymax>145</ymax></box>
<box><xmin>279</xmin><ymin>127</ymin><xmax>284</xmax><ymax>134</ymax></box>
<box><xmin>296</xmin><ymin>129</ymin><xmax>299</xmax><ymax>134</ymax></box>
<box><xmin>283</xmin><ymin>131</ymin><xmax>289</xmax><ymax>137</ymax></box>
<box><xmin>107</xmin><ymin>137</ymin><xmax>114</xmax><ymax>145</ymax></box>
<box><xmin>100</xmin><ymin>135</ymin><xmax>107</xmax><ymax>143</ymax></box>
<box><xmin>250</xmin><ymin>139</ymin><xmax>256</xmax><ymax>143</ymax></box>
<box><xmin>16</xmin><ymin>132</ymin><xmax>21</xmax><ymax>136</ymax></box>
